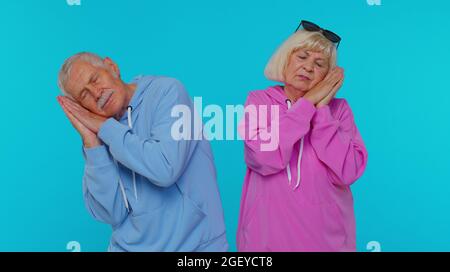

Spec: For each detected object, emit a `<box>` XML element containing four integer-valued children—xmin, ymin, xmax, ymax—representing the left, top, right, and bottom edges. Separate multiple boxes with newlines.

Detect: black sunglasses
<box><xmin>295</xmin><ymin>20</ymin><xmax>341</xmax><ymax>49</ymax></box>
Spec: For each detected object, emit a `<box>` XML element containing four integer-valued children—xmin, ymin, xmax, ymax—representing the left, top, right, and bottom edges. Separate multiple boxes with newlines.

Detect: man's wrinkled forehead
<box><xmin>65</xmin><ymin>61</ymin><xmax>93</xmax><ymax>96</ymax></box>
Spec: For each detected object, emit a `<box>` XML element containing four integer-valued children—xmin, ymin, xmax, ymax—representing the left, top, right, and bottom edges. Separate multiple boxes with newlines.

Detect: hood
<box><xmin>118</xmin><ymin>75</ymin><xmax>155</xmax><ymax>123</ymax></box>
<box><xmin>265</xmin><ymin>85</ymin><xmax>291</xmax><ymax>107</ymax></box>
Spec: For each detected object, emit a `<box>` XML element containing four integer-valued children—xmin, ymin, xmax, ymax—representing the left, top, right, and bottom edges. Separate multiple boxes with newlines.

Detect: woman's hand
<box><xmin>316</xmin><ymin>70</ymin><xmax>344</xmax><ymax>108</ymax></box>
<box><xmin>304</xmin><ymin>67</ymin><xmax>344</xmax><ymax>106</ymax></box>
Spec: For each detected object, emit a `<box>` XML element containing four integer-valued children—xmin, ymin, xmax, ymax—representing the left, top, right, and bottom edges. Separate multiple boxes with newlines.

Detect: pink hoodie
<box><xmin>236</xmin><ymin>85</ymin><xmax>368</xmax><ymax>252</ymax></box>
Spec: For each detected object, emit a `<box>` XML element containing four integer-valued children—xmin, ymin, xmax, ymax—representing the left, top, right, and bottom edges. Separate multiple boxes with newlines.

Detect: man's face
<box><xmin>64</xmin><ymin>59</ymin><xmax>128</xmax><ymax>118</ymax></box>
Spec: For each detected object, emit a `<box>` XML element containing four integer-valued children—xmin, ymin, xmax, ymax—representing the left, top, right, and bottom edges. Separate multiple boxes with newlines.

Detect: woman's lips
<box><xmin>298</xmin><ymin>75</ymin><xmax>310</xmax><ymax>81</ymax></box>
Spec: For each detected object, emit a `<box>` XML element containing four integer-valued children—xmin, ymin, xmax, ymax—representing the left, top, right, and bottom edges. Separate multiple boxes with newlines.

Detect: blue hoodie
<box><xmin>82</xmin><ymin>75</ymin><xmax>228</xmax><ymax>252</ymax></box>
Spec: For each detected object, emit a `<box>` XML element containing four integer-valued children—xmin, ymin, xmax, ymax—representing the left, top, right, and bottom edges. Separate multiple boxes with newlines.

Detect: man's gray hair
<box><xmin>57</xmin><ymin>52</ymin><xmax>105</xmax><ymax>96</ymax></box>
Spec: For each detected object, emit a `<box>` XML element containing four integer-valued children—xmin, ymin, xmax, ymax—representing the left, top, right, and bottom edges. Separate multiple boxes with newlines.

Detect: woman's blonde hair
<box><xmin>264</xmin><ymin>29</ymin><xmax>338</xmax><ymax>82</ymax></box>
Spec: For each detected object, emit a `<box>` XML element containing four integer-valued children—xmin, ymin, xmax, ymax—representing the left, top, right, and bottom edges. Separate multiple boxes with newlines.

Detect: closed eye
<box><xmin>93</xmin><ymin>73</ymin><xmax>99</xmax><ymax>84</ymax></box>
<box><xmin>80</xmin><ymin>89</ymin><xmax>88</xmax><ymax>100</ymax></box>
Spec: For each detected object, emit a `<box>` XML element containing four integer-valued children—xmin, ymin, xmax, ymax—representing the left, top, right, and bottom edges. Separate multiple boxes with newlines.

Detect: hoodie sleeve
<box><xmin>97</xmin><ymin>80</ymin><xmax>197</xmax><ymax>188</ymax></box>
<box><xmin>309</xmin><ymin>99</ymin><xmax>368</xmax><ymax>186</ymax></box>
<box><xmin>82</xmin><ymin>145</ymin><xmax>128</xmax><ymax>227</ymax></box>
<box><xmin>241</xmin><ymin>92</ymin><xmax>316</xmax><ymax>176</ymax></box>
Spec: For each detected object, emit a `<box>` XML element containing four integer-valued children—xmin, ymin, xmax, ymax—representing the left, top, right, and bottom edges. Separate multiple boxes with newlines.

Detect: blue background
<box><xmin>1</xmin><ymin>0</ymin><xmax>449</xmax><ymax>252</ymax></box>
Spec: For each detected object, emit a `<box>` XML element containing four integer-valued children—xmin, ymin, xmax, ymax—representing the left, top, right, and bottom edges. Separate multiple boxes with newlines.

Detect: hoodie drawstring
<box><xmin>127</xmin><ymin>106</ymin><xmax>133</xmax><ymax>130</ymax></box>
<box><xmin>285</xmin><ymin>99</ymin><xmax>304</xmax><ymax>190</ymax></box>
<box><xmin>127</xmin><ymin>106</ymin><xmax>138</xmax><ymax>201</ymax></box>
<box><xmin>115</xmin><ymin>160</ymin><xmax>130</xmax><ymax>212</ymax></box>
<box><xmin>115</xmin><ymin>106</ymin><xmax>138</xmax><ymax>213</ymax></box>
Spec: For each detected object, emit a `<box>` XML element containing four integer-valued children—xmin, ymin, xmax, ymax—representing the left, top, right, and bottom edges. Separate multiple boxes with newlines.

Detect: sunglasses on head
<box><xmin>295</xmin><ymin>20</ymin><xmax>341</xmax><ymax>49</ymax></box>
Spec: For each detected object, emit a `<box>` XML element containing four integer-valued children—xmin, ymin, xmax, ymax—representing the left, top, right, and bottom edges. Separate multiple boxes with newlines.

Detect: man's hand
<box><xmin>57</xmin><ymin>96</ymin><xmax>102</xmax><ymax>148</ymax></box>
<box><xmin>304</xmin><ymin>67</ymin><xmax>344</xmax><ymax>107</ymax></box>
<box><xmin>58</xmin><ymin>96</ymin><xmax>107</xmax><ymax>134</ymax></box>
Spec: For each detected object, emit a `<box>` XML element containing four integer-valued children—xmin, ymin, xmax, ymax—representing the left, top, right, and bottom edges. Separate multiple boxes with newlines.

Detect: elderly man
<box><xmin>57</xmin><ymin>52</ymin><xmax>228</xmax><ymax>252</ymax></box>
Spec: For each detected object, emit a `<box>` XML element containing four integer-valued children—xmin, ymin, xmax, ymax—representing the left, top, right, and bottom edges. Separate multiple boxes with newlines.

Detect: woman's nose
<box><xmin>303</xmin><ymin>63</ymin><xmax>313</xmax><ymax>72</ymax></box>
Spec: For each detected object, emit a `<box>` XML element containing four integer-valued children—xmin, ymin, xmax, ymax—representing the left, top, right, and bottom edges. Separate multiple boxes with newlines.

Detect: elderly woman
<box><xmin>236</xmin><ymin>20</ymin><xmax>368</xmax><ymax>251</ymax></box>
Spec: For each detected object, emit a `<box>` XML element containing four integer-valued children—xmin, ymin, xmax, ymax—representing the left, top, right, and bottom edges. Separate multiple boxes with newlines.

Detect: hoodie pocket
<box><xmin>121</xmin><ymin>205</ymin><xmax>166</xmax><ymax>247</ymax></box>
<box><xmin>119</xmin><ymin>191</ymin><xmax>210</xmax><ymax>250</ymax></box>
<box><xmin>244</xmin><ymin>194</ymin><xmax>261</xmax><ymax>230</ymax></box>
<box><xmin>238</xmin><ymin>194</ymin><xmax>263</xmax><ymax>251</ymax></box>
<box><xmin>321</xmin><ymin>202</ymin><xmax>347</xmax><ymax>249</ymax></box>
<box><xmin>261</xmin><ymin>200</ymin><xmax>347</xmax><ymax>251</ymax></box>
<box><xmin>178</xmin><ymin>194</ymin><xmax>210</xmax><ymax>250</ymax></box>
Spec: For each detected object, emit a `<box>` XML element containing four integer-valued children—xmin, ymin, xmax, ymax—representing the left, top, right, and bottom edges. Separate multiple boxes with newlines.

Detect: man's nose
<box><xmin>90</xmin><ymin>87</ymin><xmax>102</xmax><ymax>100</ymax></box>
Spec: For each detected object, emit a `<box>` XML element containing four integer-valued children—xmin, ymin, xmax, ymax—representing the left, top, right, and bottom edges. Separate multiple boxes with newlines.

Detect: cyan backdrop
<box><xmin>1</xmin><ymin>0</ymin><xmax>449</xmax><ymax>251</ymax></box>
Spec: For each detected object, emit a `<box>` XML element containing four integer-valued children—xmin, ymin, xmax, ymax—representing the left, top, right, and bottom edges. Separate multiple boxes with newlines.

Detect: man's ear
<box><xmin>103</xmin><ymin>57</ymin><xmax>121</xmax><ymax>78</ymax></box>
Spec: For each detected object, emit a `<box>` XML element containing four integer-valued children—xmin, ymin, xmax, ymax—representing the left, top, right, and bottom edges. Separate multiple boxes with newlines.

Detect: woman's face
<box><xmin>284</xmin><ymin>48</ymin><xmax>330</xmax><ymax>92</ymax></box>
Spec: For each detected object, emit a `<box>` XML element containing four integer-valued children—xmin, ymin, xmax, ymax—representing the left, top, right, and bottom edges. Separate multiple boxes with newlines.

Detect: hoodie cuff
<box><xmin>290</xmin><ymin>97</ymin><xmax>317</xmax><ymax>121</ymax></box>
<box><xmin>312</xmin><ymin>105</ymin><xmax>335</xmax><ymax>124</ymax></box>
<box><xmin>82</xmin><ymin>145</ymin><xmax>113</xmax><ymax>167</ymax></box>
<box><xmin>98</xmin><ymin>118</ymin><xmax>130</xmax><ymax>146</ymax></box>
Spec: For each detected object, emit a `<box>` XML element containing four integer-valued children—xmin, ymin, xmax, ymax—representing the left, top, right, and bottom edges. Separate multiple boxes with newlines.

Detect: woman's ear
<box><xmin>103</xmin><ymin>57</ymin><xmax>121</xmax><ymax>78</ymax></box>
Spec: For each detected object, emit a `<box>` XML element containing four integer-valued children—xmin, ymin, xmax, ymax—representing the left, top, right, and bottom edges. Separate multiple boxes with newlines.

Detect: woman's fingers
<box><xmin>317</xmin><ymin>84</ymin><xmax>338</xmax><ymax>108</ymax></box>
<box><xmin>308</xmin><ymin>67</ymin><xmax>344</xmax><ymax>106</ymax></box>
<box><xmin>316</xmin><ymin>71</ymin><xmax>344</xmax><ymax>108</ymax></box>
<box><xmin>323</xmin><ymin>68</ymin><xmax>335</xmax><ymax>81</ymax></box>
<box><xmin>327</xmin><ymin>68</ymin><xmax>344</xmax><ymax>88</ymax></box>
<box><xmin>323</xmin><ymin>68</ymin><xmax>338</xmax><ymax>83</ymax></box>
<box><xmin>324</xmin><ymin>68</ymin><xmax>340</xmax><ymax>86</ymax></box>
<box><xmin>330</xmin><ymin>77</ymin><xmax>343</xmax><ymax>96</ymax></box>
